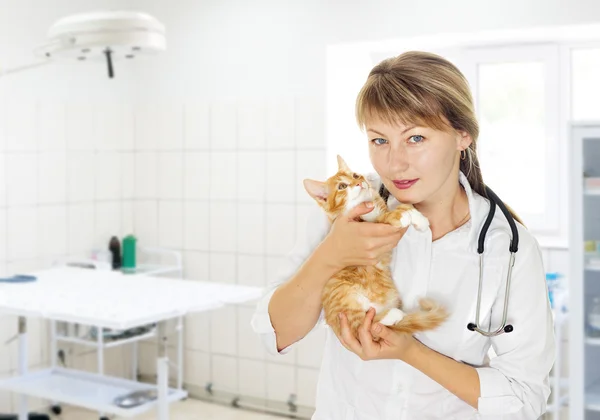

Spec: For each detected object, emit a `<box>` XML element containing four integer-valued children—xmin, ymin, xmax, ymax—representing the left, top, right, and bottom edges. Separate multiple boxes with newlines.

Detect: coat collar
<box><xmin>458</xmin><ymin>171</ymin><xmax>491</xmax><ymax>254</ymax></box>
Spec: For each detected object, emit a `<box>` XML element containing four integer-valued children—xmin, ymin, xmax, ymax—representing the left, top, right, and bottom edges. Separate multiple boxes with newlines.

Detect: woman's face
<box><xmin>367</xmin><ymin>116</ymin><xmax>471</xmax><ymax>205</ymax></box>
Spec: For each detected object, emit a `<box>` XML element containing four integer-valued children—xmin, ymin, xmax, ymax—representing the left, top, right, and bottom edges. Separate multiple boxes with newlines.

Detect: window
<box><xmin>572</xmin><ymin>47</ymin><xmax>600</xmax><ymax>121</ymax></box>
<box><xmin>458</xmin><ymin>45</ymin><xmax>560</xmax><ymax>236</ymax></box>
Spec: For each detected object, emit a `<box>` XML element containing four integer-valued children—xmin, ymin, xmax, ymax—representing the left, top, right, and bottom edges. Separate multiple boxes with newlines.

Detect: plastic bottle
<box><xmin>589</xmin><ymin>297</ymin><xmax>600</xmax><ymax>338</ymax></box>
<box><xmin>546</xmin><ymin>272</ymin><xmax>568</xmax><ymax>313</ymax></box>
<box><xmin>546</xmin><ymin>273</ymin><xmax>558</xmax><ymax>309</ymax></box>
<box><xmin>122</xmin><ymin>234</ymin><xmax>137</xmax><ymax>273</ymax></box>
<box><xmin>109</xmin><ymin>236</ymin><xmax>122</xmax><ymax>270</ymax></box>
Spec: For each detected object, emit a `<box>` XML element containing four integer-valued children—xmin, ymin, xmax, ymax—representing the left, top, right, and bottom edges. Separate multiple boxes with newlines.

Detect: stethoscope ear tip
<box><xmin>504</xmin><ymin>324</ymin><xmax>514</xmax><ymax>333</ymax></box>
<box><xmin>467</xmin><ymin>323</ymin><xmax>476</xmax><ymax>331</ymax></box>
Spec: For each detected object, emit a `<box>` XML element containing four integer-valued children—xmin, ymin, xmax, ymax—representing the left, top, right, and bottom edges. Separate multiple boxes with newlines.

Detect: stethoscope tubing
<box><xmin>378</xmin><ymin>181</ymin><xmax>520</xmax><ymax>337</ymax></box>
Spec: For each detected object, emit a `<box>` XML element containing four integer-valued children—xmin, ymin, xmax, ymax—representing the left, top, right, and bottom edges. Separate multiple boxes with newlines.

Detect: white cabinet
<box><xmin>569</xmin><ymin>121</ymin><xmax>600</xmax><ymax>419</ymax></box>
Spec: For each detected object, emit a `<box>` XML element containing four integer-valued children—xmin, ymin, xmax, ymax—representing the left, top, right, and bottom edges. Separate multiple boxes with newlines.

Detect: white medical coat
<box><xmin>251</xmin><ymin>172</ymin><xmax>555</xmax><ymax>420</ymax></box>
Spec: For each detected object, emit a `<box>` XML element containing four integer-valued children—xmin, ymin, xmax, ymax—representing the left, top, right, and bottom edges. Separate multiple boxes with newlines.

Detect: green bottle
<box><xmin>122</xmin><ymin>234</ymin><xmax>137</xmax><ymax>273</ymax></box>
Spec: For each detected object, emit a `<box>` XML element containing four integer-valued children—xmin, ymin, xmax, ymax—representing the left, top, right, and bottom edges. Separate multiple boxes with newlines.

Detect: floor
<box><xmin>28</xmin><ymin>398</ymin><xmax>568</xmax><ymax>420</ymax></box>
<box><xmin>54</xmin><ymin>400</ymin><xmax>568</xmax><ymax>420</ymax></box>
<box><xmin>56</xmin><ymin>399</ymin><xmax>287</xmax><ymax>420</ymax></box>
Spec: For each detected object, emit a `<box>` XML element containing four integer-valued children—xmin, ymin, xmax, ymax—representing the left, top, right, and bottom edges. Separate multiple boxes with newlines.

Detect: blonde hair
<box><xmin>355</xmin><ymin>50</ymin><xmax>523</xmax><ymax>225</ymax></box>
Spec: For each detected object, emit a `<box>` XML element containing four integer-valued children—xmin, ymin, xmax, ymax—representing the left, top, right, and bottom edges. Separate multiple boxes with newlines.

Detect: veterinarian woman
<box><xmin>251</xmin><ymin>51</ymin><xmax>555</xmax><ymax>420</ymax></box>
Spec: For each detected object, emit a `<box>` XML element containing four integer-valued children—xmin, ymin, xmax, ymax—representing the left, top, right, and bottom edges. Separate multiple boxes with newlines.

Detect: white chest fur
<box><xmin>359</xmin><ymin>206</ymin><xmax>382</xmax><ymax>222</ymax></box>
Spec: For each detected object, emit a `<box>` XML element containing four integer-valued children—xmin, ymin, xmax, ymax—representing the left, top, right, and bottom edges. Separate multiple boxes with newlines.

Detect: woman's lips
<box><xmin>392</xmin><ymin>179</ymin><xmax>418</xmax><ymax>189</ymax></box>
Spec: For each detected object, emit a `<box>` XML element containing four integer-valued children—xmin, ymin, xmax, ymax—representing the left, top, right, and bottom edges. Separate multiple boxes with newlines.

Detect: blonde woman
<box><xmin>251</xmin><ymin>51</ymin><xmax>555</xmax><ymax>420</ymax></box>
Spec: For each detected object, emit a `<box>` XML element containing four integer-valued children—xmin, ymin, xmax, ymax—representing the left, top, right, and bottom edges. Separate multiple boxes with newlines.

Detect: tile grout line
<box><xmin>292</xmin><ymin>96</ymin><xmax>299</xmax><ymax>401</ymax></box>
<box><xmin>35</xmin><ymin>99</ymin><xmax>43</xmax><ymax>367</ymax></box>
<box><xmin>63</xmin><ymin>102</ymin><xmax>70</xmax><ymax>261</ymax></box>
<box><xmin>181</xmin><ymin>104</ymin><xmax>186</xmax><ymax>275</ymax></box>
<box><xmin>234</xmin><ymin>98</ymin><xmax>241</xmax><ymax>394</ymax></box>
<box><xmin>35</xmin><ymin>101</ymin><xmax>40</xmax><ymax>265</ymax></box>
<box><xmin>207</xmin><ymin>101</ymin><xmax>214</xmax><ymax>388</ymax></box>
<box><xmin>179</xmin><ymin>103</ymin><xmax>186</xmax><ymax>388</ymax></box>
<box><xmin>3</xmin><ymin>98</ymin><xmax>8</xmax><ymax>276</ymax></box>
<box><xmin>262</xmin><ymin>98</ymin><xmax>270</xmax><ymax>401</ymax></box>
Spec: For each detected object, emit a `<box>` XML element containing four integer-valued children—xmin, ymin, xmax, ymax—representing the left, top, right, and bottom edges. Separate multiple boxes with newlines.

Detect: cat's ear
<box><xmin>337</xmin><ymin>155</ymin><xmax>350</xmax><ymax>173</ymax></box>
<box><xmin>303</xmin><ymin>179</ymin><xmax>328</xmax><ymax>204</ymax></box>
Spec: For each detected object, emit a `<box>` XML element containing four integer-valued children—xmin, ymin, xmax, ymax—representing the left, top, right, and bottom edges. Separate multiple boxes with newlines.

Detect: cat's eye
<box><xmin>352</xmin><ymin>173</ymin><xmax>359</xmax><ymax>179</ymax></box>
<box><xmin>338</xmin><ymin>183</ymin><xmax>348</xmax><ymax>190</ymax></box>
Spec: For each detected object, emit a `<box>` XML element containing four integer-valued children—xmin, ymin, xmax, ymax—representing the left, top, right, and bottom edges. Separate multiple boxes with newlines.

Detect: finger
<box><xmin>359</xmin><ymin>223</ymin><xmax>405</xmax><ymax>238</ymax></box>
<box><xmin>367</xmin><ymin>236</ymin><xmax>404</xmax><ymax>255</ymax></box>
<box><xmin>363</xmin><ymin>307</ymin><xmax>376</xmax><ymax>331</ymax></box>
<box><xmin>371</xmin><ymin>322</ymin><xmax>396</xmax><ymax>343</ymax></box>
<box><xmin>333</xmin><ymin>318</ymin><xmax>352</xmax><ymax>351</ymax></box>
<box><xmin>357</xmin><ymin>307</ymin><xmax>375</xmax><ymax>344</ymax></box>
<box><xmin>336</xmin><ymin>332</ymin><xmax>352</xmax><ymax>352</ymax></box>
<box><xmin>340</xmin><ymin>313</ymin><xmax>363</xmax><ymax>354</ymax></box>
<box><xmin>386</xmin><ymin>225</ymin><xmax>408</xmax><ymax>238</ymax></box>
<box><xmin>357</xmin><ymin>309</ymin><xmax>377</xmax><ymax>354</ymax></box>
<box><xmin>345</xmin><ymin>202</ymin><xmax>375</xmax><ymax>220</ymax></box>
<box><xmin>371</xmin><ymin>322</ymin><xmax>383</xmax><ymax>340</ymax></box>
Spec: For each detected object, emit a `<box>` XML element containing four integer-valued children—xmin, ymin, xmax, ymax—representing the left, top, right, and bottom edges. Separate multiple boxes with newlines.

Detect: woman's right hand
<box><xmin>320</xmin><ymin>202</ymin><xmax>407</xmax><ymax>270</ymax></box>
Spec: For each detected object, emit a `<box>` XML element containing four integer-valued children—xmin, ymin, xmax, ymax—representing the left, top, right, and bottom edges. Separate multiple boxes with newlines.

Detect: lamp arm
<box><xmin>0</xmin><ymin>58</ymin><xmax>53</xmax><ymax>78</ymax></box>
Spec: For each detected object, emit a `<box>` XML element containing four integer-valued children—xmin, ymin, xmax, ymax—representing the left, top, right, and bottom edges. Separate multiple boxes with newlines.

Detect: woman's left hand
<box><xmin>336</xmin><ymin>308</ymin><xmax>417</xmax><ymax>361</ymax></box>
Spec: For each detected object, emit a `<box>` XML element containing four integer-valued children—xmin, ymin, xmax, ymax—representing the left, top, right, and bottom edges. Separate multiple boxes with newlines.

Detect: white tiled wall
<box><xmin>0</xmin><ymin>100</ymin><xmax>136</xmax><ymax>413</ymax></box>
<box><xmin>131</xmin><ymin>95</ymin><xmax>328</xmax><ymax>408</ymax></box>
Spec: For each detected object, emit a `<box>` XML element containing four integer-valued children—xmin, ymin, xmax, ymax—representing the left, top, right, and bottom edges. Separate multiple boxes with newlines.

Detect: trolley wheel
<box><xmin>51</xmin><ymin>405</ymin><xmax>62</xmax><ymax>415</ymax></box>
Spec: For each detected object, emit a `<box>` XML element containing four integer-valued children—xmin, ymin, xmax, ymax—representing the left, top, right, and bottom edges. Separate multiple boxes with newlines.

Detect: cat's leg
<box><xmin>408</xmin><ymin>210</ymin><xmax>429</xmax><ymax>231</ymax></box>
<box><xmin>381</xmin><ymin>204</ymin><xmax>429</xmax><ymax>231</ymax></box>
<box><xmin>380</xmin><ymin>204</ymin><xmax>417</xmax><ymax>228</ymax></box>
<box><xmin>377</xmin><ymin>308</ymin><xmax>405</xmax><ymax>326</ymax></box>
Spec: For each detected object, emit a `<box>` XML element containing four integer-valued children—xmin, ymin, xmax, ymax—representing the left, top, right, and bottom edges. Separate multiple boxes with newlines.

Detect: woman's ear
<box><xmin>456</xmin><ymin>130</ymin><xmax>472</xmax><ymax>152</ymax></box>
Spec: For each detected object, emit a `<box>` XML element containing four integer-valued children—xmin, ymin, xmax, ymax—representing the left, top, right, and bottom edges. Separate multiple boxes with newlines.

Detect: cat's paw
<box><xmin>379</xmin><ymin>308</ymin><xmax>405</xmax><ymax>326</ymax></box>
<box><xmin>410</xmin><ymin>210</ymin><xmax>429</xmax><ymax>231</ymax></box>
<box><xmin>399</xmin><ymin>212</ymin><xmax>412</xmax><ymax>228</ymax></box>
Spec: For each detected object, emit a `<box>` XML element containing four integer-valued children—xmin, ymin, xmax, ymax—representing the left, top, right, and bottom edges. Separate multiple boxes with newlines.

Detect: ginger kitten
<box><xmin>303</xmin><ymin>155</ymin><xmax>448</xmax><ymax>341</ymax></box>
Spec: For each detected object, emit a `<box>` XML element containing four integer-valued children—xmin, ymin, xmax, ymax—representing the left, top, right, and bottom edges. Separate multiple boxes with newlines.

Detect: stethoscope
<box><xmin>378</xmin><ymin>183</ymin><xmax>519</xmax><ymax>338</ymax></box>
<box><xmin>466</xmin><ymin>185</ymin><xmax>519</xmax><ymax>337</ymax></box>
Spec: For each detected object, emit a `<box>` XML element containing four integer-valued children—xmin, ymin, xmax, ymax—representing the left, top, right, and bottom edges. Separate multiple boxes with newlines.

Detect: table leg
<box><xmin>177</xmin><ymin>316</ymin><xmax>183</xmax><ymax>390</ymax></box>
<box><xmin>553</xmin><ymin>312</ymin><xmax>561</xmax><ymax>420</ymax></box>
<box><xmin>17</xmin><ymin>316</ymin><xmax>28</xmax><ymax>420</ymax></box>
<box><xmin>132</xmin><ymin>341</ymin><xmax>138</xmax><ymax>381</ymax></box>
<box><xmin>157</xmin><ymin>321</ymin><xmax>169</xmax><ymax>420</ymax></box>
<box><xmin>50</xmin><ymin>321</ymin><xmax>56</xmax><ymax>369</ymax></box>
<box><xmin>50</xmin><ymin>320</ymin><xmax>59</xmax><ymax>412</ymax></box>
<box><xmin>97</xmin><ymin>326</ymin><xmax>105</xmax><ymax>420</ymax></box>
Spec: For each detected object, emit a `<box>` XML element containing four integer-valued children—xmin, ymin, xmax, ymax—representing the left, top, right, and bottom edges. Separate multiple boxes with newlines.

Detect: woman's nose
<box><xmin>389</xmin><ymin>146</ymin><xmax>409</xmax><ymax>171</ymax></box>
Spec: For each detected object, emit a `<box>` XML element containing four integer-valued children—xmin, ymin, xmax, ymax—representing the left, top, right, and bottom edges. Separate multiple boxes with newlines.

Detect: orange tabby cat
<box><xmin>303</xmin><ymin>155</ymin><xmax>448</xmax><ymax>341</ymax></box>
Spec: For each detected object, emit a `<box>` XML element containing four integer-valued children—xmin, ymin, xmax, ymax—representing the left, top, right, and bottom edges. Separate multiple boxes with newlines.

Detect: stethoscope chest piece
<box><xmin>467</xmin><ymin>322</ymin><xmax>513</xmax><ymax>334</ymax></box>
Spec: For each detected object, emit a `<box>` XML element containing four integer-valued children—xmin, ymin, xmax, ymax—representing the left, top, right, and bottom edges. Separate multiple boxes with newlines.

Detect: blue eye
<box><xmin>372</xmin><ymin>138</ymin><xmax>388</xmax><ymax>145</ymax></box>
<box><xmin>409</xmin><ymin>135</ymin><xmax>424</xmax><ymax>143</ymax></box>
